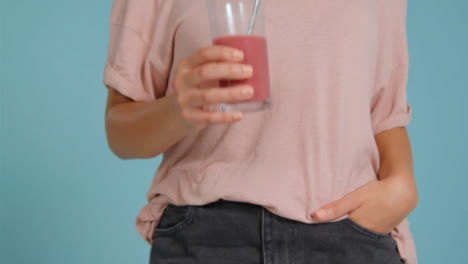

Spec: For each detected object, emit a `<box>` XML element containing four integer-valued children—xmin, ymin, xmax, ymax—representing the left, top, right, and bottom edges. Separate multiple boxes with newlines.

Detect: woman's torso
<box><xmin>135</xmin><ymin>1</ymin><xmax>417</xmax><ymax>263</ymax></box>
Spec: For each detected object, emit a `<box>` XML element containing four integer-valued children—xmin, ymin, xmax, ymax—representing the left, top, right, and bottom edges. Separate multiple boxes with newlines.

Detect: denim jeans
<box><xmin>150</xmin><ymin>199</ymin><xmax>403</xmax><ymax>264</ymax></box>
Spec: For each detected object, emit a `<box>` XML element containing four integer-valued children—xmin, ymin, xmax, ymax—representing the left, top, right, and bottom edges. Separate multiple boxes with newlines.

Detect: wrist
<box><xmin>167</xmin><ymin>93</ymin><xmax>192</xmax><ymax>134</ymax></box>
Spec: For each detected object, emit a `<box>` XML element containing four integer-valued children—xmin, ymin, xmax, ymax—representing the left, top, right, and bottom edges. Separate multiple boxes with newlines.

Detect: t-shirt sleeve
<box><xmin>103</xmin><ymin>0</ymin><xmax>173</xmax><ymax>102</ymax></box>
<box><xmin>370</xmin><ymin>0</ymin><xmax>412</xmax><ymax>136</ymax></box>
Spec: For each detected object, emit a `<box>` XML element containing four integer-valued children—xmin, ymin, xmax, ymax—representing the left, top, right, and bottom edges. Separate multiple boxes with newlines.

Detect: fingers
<box><xmin>172</xmin><ymin>45</ymin><xmax>254</xmax><ymax>130</ymax></box>
<box><xmin>185</xmin><ymin>62</ymin><xmax>253</xmax><ymax>87</ymax></box>
<box><xmin>179</xmin><ymin>85</ymin><xmax>254</xmax><ymax>107</ymax></box>
<box><xmin>313</xmin><ymin>190</ymin><xmax>363</xmax><ymax>221</ymax></box>
<box><xmin>182</xmin><ymin>45</ymin><xmax>245</xmax><ymax>70</ymax></box>
<box><xmin>181</xmin><ymin>109</ymin><xmax>244</xmax><ymax>125</ymax></box>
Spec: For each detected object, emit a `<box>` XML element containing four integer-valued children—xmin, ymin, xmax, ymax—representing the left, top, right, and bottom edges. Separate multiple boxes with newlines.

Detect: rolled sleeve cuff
<box><xmin>372</xmin><ymin>103</ymin><xmax>412</xmax><ymax>136</ymax></box>
<box><xmin>103</xmin><ymin>63</ymin><xmax>155</xmax><ymax>102</ymax></box>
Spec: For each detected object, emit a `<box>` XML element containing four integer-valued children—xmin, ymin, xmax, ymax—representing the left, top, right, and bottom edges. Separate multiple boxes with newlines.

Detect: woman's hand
<box><xmin>312</xmin><ymin>176</ymin><xmax>418</xmax><ymax>234</ymax></box>
<box><xmin>171</xmin><ymin>45</ymin><xmax>255</xmax><ymax>132</ymax></box>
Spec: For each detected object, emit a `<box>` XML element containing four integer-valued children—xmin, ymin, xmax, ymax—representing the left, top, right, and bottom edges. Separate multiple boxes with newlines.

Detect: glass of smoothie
<box><xmin>206</xmin><ymin>0</ymin><xmax>271</xmax><ymax>113</ymax></box>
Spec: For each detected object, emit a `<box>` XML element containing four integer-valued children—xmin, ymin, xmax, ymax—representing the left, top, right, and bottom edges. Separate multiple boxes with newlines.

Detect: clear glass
<box><xmin>206</xmin><ymin>0</ymin><xmax>272</xmax><ymax>113</ymax></box>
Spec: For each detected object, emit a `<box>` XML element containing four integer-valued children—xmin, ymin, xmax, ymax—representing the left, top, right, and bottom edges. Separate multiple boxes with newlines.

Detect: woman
<box><xmin>103</xmin><ymin>0</ymin><xmax>419</xmax><ymax>263</ymax></box>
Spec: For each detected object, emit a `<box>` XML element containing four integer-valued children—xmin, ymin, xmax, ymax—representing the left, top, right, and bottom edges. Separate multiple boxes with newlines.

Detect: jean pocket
<box><xmin>343</xmin><ymin>217</ymin><xmax>393</xmax><ymax>240</ymax></box>
<box><xmin>153</xmin><ymin>203</ymin><xmax>196</xmax><ymax>237</ymax></box>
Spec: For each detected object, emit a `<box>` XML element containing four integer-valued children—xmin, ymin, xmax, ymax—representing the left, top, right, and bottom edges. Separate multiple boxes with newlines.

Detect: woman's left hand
<box><xmin>312</xmin><ymin>176</ymin><xmax>418</xmax><ymax>234</ymax></box>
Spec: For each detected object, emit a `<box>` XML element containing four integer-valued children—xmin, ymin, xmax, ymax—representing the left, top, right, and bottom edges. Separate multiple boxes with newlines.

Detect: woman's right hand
<box><xmin>171</xmin><ymin>45</ymin><xmax>255</xmax><ymax>132</ymax></box>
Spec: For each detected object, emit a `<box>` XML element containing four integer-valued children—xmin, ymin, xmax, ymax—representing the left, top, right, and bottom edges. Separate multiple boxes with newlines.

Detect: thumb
<box><xmin>312</xmin><ymin>191</ymin><xmax>362</xmax><ymax>222</ymax></box>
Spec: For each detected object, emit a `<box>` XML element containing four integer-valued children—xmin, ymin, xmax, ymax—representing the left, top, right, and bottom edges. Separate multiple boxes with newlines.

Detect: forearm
<box><xmin>105</xmin><ymin>93</ymin><xmax>189</xmax><ymax>160</ymax></box>
<box><xmin>375</xmin><ymin>127</ymin><xmax>418</xmax><ymax>208</ymax></box>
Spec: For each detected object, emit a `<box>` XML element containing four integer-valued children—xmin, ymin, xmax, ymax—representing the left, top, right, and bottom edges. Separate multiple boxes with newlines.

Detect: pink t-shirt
<box><xmin>103</xmin><ymin>0</ymin><xmax>416</xmax><ymax>263</ymax></box>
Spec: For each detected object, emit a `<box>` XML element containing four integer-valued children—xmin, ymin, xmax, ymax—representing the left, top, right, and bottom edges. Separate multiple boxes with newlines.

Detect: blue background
<box><xmin>1</xmin><ymin>0</ymin><xmax>467</xmax><ymax>263</ymax></box>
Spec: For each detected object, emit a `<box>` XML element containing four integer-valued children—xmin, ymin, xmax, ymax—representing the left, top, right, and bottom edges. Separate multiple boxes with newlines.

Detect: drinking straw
<box><xmin>248</xmin><ymin>0</ymin><xmax>260</xmax><ymax>35</ymax></box>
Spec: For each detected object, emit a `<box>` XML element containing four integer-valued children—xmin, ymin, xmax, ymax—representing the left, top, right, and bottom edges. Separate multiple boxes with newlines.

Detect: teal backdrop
<box><xmin>1</xmin><ymin>0</ymin><xmax>467</xmax><ymax>263</ymax></box>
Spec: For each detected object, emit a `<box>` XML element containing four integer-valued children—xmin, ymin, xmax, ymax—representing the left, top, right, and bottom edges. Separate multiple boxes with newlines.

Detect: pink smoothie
<box><xmin>213</xmin><ymin>35</ymin><xmax>271</xmax><ymax>102</ymax></box>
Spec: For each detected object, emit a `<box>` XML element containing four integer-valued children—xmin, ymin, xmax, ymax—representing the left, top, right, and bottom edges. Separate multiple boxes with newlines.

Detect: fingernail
<box><xmin>232</xmin><ymin>50</ymin><xmax>244</xmax><ymax>59</ymax></box>
<box><xmin>242</xmin><ymin>86</ymin><xmax>254</xmax><ymax>96</ymax></box>
<box><xmin>232</xmin><ymin>65</ymin><xmax>243</xmax><ymax>73</ymax></box>
<box><xmin>243</xmin><ymin>65</ymin><xmax>253</xmax><ymax>74</ymax></box>
<box><xmin>315</xmin><ymin>209</ymin><xmax>327</xmax><ymax>218</ymax></box>
<box><xmin>233</xmin><ymin>112</ymin><xmax>243</xmax><ymax>120</ymax></box>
